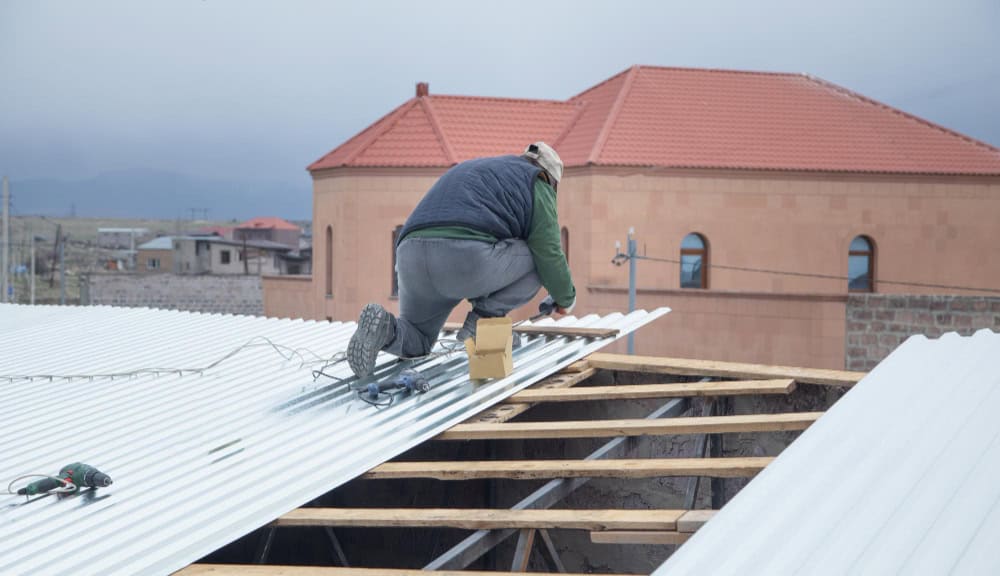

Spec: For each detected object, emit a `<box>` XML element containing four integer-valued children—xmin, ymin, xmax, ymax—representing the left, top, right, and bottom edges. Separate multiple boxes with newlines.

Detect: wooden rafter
<box><xmin>364</xmin><ymin>457</ymin><xmax>773</xmax><ymax>480</ymax></box>
<box><xmin>505</xmin><ymin>379</ymin><xmax>795</xmax><ymax>402</ymax></box>
<box><xmin>587</xmin><ymin>353</ymin><xmax>865</xmax><ymax>387</ymax></box>
<box><xmin>437</xmin><ymin>412</ymin><xmax>821</xmax><ymax>441</ymax></box>
<box><xmin>176</xmin><ymin>565</ymin><xmax>631</xmax><ymax>576</ymax></box>
<box><xmin>273</xmin><ymin>508</ymin><xmax>685</xmax><ymax>531</ymax></box>
<box><xmin>467</xmin><ymin>367</ymin><xmax>596</xmax><ymax>424</ymax></box>
<box><xmin>590</xmin><ymin>531</ymin><xmax>691</xmax><ymax>545</ymax></box>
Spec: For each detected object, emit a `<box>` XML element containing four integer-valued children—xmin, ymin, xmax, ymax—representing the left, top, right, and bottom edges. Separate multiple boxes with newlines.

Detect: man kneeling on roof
<box><xmin>346</xmin><ymin>142</ymin><xmax>577</xmax><ymax>378</ymax></box>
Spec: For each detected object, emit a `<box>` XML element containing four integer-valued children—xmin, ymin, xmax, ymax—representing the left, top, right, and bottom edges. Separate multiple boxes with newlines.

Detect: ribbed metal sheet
<box><xmin>0</xmin><ymin>304</ymin><xmax>668</xmax><ymax>575</ymax></box>
<box><xmin>655</xmin><ymin>329</ymin><xmax>1000</xmax><ymax>576</ymax></box>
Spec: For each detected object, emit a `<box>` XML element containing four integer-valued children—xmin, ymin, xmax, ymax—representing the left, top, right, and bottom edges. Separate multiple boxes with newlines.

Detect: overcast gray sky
<box><xmin>3</xmin><ymin>0</ymin><xmax>998</xmax><ymax>186</ymax></box>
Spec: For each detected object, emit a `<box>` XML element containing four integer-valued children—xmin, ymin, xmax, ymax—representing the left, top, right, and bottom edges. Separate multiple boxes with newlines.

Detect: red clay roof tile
<box><xmin>237</xmin><ymin>217</ymin><xmax>300</xmax><ymax>231</ymax></box>
<box><xmin>309</xmin><ymin>65</ymin><xmax>1000</xmax><ymax>176</ymax></box>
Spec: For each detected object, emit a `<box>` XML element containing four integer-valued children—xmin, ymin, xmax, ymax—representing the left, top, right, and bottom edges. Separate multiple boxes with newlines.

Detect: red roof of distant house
<box><xmin>237</xmin><ymin>217</ymin><xmax>300</xmax><ymax>231</ymax></box>
<box><xmin>309</xmin><ymin>65</ymin><xmax>1000</xmax><ymax>176</ymax></box>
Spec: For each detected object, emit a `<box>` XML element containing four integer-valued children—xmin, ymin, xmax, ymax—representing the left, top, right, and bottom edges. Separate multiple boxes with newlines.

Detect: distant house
<box><xmin>134</xmin><ymin>234</ymin><xmax>297</xmax><ymax>276</ymax></box>
<box><xmin>97</xmin><ymin>228</ymin><xmax>151</xmax><ymax>250</ymax></box>
<box><xmin>197</xmin><ymin>226</ymin><xmax>235</xmax><ymax>240</ymax></box>
<box><xmin>136</xmin><ymin>237</ymin><xmax>173</xmax><ymax>273</ymax></box>
<box><xmin>233</xmin><ymin>217</ymin><xmax>301</xmax><ymax>249</ymax></box>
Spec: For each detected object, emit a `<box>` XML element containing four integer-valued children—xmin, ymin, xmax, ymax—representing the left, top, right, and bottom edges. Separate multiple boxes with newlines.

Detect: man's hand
<box><xmin>540</xmin><ymin>295</ymin><xmax>575</xmax><ymax>316</ymax></box>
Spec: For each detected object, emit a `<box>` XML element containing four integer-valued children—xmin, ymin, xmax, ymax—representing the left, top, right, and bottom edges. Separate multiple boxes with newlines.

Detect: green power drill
<box><xmin>17</xmin><ymin>463</ymin><xmax>113</xmax><ymax>496</ymax></box>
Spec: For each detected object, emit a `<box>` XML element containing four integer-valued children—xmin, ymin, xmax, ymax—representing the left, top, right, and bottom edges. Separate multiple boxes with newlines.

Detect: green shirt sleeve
<box><xmin>526</xmin><ymin>179</ymin><xmax>576</xmax><ymax>307</ymax></box>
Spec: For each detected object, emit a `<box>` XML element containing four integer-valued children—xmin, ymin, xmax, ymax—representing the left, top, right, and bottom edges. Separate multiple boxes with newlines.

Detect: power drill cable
<box><xmin>6</xmin><ymin>474</ymin><xmax>74</xmax><ymax>497</ymax></box>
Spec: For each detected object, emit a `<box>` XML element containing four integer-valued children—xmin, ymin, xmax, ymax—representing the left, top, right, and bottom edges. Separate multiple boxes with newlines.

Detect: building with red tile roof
<box><xmin>309</xmin><ymin>66</ymin><xmax>1000</xmax><ymax>175</ymax></box>
<box><xmin>235</xmin><ymin>217</ymin><xmax>301</xmax><ymax>249</ymax></box>
<box><xmin>267</xmin><ymin>65</ymin><xmax>1000</xmax><ymax>369</ymax></box>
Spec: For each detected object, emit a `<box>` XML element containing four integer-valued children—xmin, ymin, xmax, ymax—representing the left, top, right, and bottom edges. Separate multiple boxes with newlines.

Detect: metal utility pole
<box><xmin>2</xmin><ymin>176</ymin><xmax>9</xmax><ymax>303</ymax></box>
<box><xmin>627</xmin><ymin>228</ymin><xmax>637</xmax><ymax>354</ymax></box>
<box><xmin>30</xmin><ymin>233</ymin><xmax>35</xmax><ymax>305</ymax></box>
<box><xmin>612</xmin><ymin>227</ymin><xmax>638</xmax><ymax>355</ymax></box>
<box><xmin>59</xmin><ymin>236</ymin><xmax>66</xmax><ymax>305</ymax></box>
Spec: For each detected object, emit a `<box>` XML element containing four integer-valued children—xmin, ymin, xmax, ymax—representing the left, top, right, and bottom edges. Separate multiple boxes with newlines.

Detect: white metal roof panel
<box><xmin>136</xmin><ymin>236</ymin><xmax>173</xmax><ymax>250</ymax></box>
<box><xmin>654</xmin><ymin>329</ymin><xmax>1000</xmax><ymax>576</ymax></box>
<box><xmin>0</xmin><ymin>304</ymin><xmax>667</xmax><ymax>575</ymax></box>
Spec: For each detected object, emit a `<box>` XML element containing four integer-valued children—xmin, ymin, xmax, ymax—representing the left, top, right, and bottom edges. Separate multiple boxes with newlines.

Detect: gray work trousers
<box><xmin>384</xmin><ymin>237</ymin><xmax>542</xmax><ymax>357</ymax></box>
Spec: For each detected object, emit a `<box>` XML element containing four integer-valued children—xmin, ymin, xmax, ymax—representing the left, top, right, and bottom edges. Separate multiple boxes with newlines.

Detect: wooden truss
<box><xmin>179</xmin><ymin>351</ymin><xmax>864</xmax><ymax>575</ymax></box>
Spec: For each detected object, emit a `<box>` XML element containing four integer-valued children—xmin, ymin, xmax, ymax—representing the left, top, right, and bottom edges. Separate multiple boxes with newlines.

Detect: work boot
<box><xmin>457</xmin><ymin>309</ymin><xmax>522</xmax><ymax>349</ymax></box>
<box><xmin>347</xmin><ymin>303</ymin><xmax>396</xmax><ymax>378</ymax></box>
<box><xmin>455</xmin><ymin>310</ymin><xmax>481</xmax><ymax>344</ymax></box>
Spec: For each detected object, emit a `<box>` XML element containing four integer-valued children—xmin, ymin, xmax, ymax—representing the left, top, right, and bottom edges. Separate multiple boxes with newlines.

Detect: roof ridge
<box><xmin>630</xmin><ymin>63</ymin><xmax>803</xmax><ymax>77</ymax></box>
<box><xmin>569</xmin><ymin>66</ymin><xmax>634</xmax><ymax>101</ymax></box>
<box><xmin>308</xmin><ymin>98</ymin><xmax>417</xmax><ymax>171</ymax></box>
<box><xmin>341</xmin><ymin>98</ymin><xmax>421</xmax><ymax>166</ymax></box>
<box><xmin>419</xmin><ymin>96</ymin><xmax>457</xmax><ymax>165</ymax></box>
<box><xmin>552</xmin><ymin>101</ymin><xmax>589</xmax><ymax>150</ymax></box>
<box><xmin>429</xmin><ymin>93</ymin><xmax>571</xmax><ymax>105</ymax></box>
<box><xmin>588</xmin><ymin>65</ymin><xmax>640</xmax><ymax>164</ymax></box>
<box><xmin>802</xmin><ymin>74</ymin><xmax>1000</xmax><ymax>156</ymax></box>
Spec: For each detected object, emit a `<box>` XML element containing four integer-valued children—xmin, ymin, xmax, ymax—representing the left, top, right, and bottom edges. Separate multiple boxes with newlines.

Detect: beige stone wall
<box><xmin>264</xmin><ymin>165</ymin><xmax>1000</xmax><ymax>368</ymax></box>
<box><xmin>571</xmin><ymin>169</ymin><xmax>1000</xmax><ymax>298</ymax></box>
<box><xmin>310</xmin><ymin>168</ymin><xmax>447</xmax><ymax>321</ymax></box>
<box><xmin>262</xmin><ymin>275</ymin><xmax>316</xmax><ymax>320</ymax></box>
<box><xmin>588</xmin><ymin>287</ymin><xmax>847</xmax><ymax>369</ymax></box>
<box><xmin>83</xmin><ymin>273</ymin><xmax>263</xmax><ymax>315</ymax></box>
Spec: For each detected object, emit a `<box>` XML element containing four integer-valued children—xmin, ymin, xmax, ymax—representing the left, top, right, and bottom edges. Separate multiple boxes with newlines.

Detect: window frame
<box><xmin>848</xmin><ymin>235</ymin><xmax>875</xmax><ymax>293</ymax></box>
<box><xmin>220</xmin><ymin>250</ymin><xmax>231</xmax><ymax>265</ymax></box>
<box><xmin>391</xmin><ymin>225</ymin><xmax>403</xmax><ymax>297</ymax></box>
<box><xmin>679</xmin><ymin>233</ymin><xmax>709</xmax><ymax>289</ymax></box>
<box><xmin>325</xmin><ymin>225</ymin><xmax>333</xmax><ymax>297</ymax></box>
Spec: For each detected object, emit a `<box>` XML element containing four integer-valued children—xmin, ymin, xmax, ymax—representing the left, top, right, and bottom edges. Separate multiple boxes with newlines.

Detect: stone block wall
<box><xmin>82</xmin><ymin>273</ymin><xmax>263</xmax><ymax>316</ymax></box>
<box><xmin>846</xmin><ymin>294</ymin><xmax>1000</xmax><ymax>371</ymax></box>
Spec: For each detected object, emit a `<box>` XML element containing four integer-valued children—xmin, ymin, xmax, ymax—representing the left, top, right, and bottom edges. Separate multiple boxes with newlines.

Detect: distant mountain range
<box><xmin>8</xmin><ymin>169</ymin><xmax>311</xmax><ymax>221</ymax></box>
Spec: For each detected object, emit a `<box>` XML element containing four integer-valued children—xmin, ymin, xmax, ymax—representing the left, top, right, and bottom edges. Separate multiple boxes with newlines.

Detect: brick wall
<box><xmin>846</xmin><ymin>294</ymin><xmax>1000</xmax><ymax>371</ymax></box>
<box><xmin>83</xmin><ymin>273</ymin><xmax>263</xmax><ymax>316</ymax></box>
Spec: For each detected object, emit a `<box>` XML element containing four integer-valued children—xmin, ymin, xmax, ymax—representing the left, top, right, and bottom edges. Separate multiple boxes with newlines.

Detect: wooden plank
<box><xmin>590</xmin><ymin>531</ymin><xmax>691</xmax><ymax>545</ymax></box>
<box><xmin>176</xmin><ymin>565</ymin><xmax>629</xmax><ymax>576</ymax></box>
<box><xmin>506</xmin><ymin>379</ymin><xmax>796</xmax><ymax>403</ymax></box>
<box><xmin>364</xmin><ymin>457</ymin><xmax>772</xmax><ymax>480</ymax></box>
<box><xmin>513</xmin><ymin>325</ymin><xmax>619</xmax><ymax>338</ymax></box>
<box><xmin>587</xmin><ymin>353</ymin><xmax>866</xmax><ymax>387</ymax></box>
<box><xmin>438</xmin><ymin>412</ymin><xmax>821</xmax><ymax>440</ymax></box>
<box><xmin>273</xmin><ymin>508</ymin><xmax>684</xmax><ymax>531</ymax></box>
<box><xmin>677</xmin><ymin>510</ymin><xmax>717</xmax><ymax>533</ymax></box>
<box><xmin>442</xmin><ymin>322</ymin><xmax>618</xmax><ymax>339</ymax></box>
<box><xmin>466</xmin><ymin>368</ymin><xmax>596</xmax><ymax>424</ymax></box>
<box><xmin>559</xmin><ymin>360</ymin><xmax>591</xmax><ymax>373</ymax></box>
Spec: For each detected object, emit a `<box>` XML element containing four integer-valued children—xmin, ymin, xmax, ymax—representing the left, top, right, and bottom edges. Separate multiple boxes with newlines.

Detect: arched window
<box><xmin>560</xmin><ymin>226</ymin><xmax>569</xmax><ymax>264</ymax></box>
<box><xmin>391</xmin><ymin>225</ymin><xmax>403</xmax><ymax>297</ymax></box>
<box><xmin>325</xmin><ymin>225</ymin><xmax>333</xmax><ymax>297</ymax></box>
<box><xmin>848</xmin><ymin>235</ymin><xmax>874</xmax><ymax>292</ymax></box>
<box><xmin>680</xmin><ymin>233</ymin><xmax>708</xmax><ymax>289</ymax></box>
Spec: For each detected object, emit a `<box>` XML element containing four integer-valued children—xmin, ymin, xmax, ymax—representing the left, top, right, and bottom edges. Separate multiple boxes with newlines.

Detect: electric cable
<box><xmin>0</xmin><ymin>336</ymin><xmax>334</xmax><ymax>383</ymax></box>
<box><xmin>6</xmin><ymin>474</ymin><xmax>74</xmax><ymax>496</ymax></box>
<box><xmin>628</xmin><ymin>254</ymin><xmax>1000</xmax><ymax>295</ymax></box>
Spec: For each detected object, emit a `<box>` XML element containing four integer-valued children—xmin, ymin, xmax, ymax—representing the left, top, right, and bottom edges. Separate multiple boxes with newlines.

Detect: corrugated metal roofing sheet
<box><xmin>0</xmin><ymin>304</ymin><xmax>667</xmax><ymax>575</ymax></box>
<box><xmin>654</xmin><ymin>329</ymin><xmax>1000</xmax><ymax>576</ymax></box>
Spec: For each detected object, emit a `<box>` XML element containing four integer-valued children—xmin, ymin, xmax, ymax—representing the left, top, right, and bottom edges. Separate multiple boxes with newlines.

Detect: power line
<box><xmin>631</xmin><ymin>254</ymin><xmax>1000</xmax><ymax>295</ymax></box>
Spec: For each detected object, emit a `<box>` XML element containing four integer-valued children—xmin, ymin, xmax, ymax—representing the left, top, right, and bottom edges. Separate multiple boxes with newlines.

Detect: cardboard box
<box><xmin>464</xmin><ymin>317</ymin><xmax>513</xmax><ymax>379</ymax></box>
